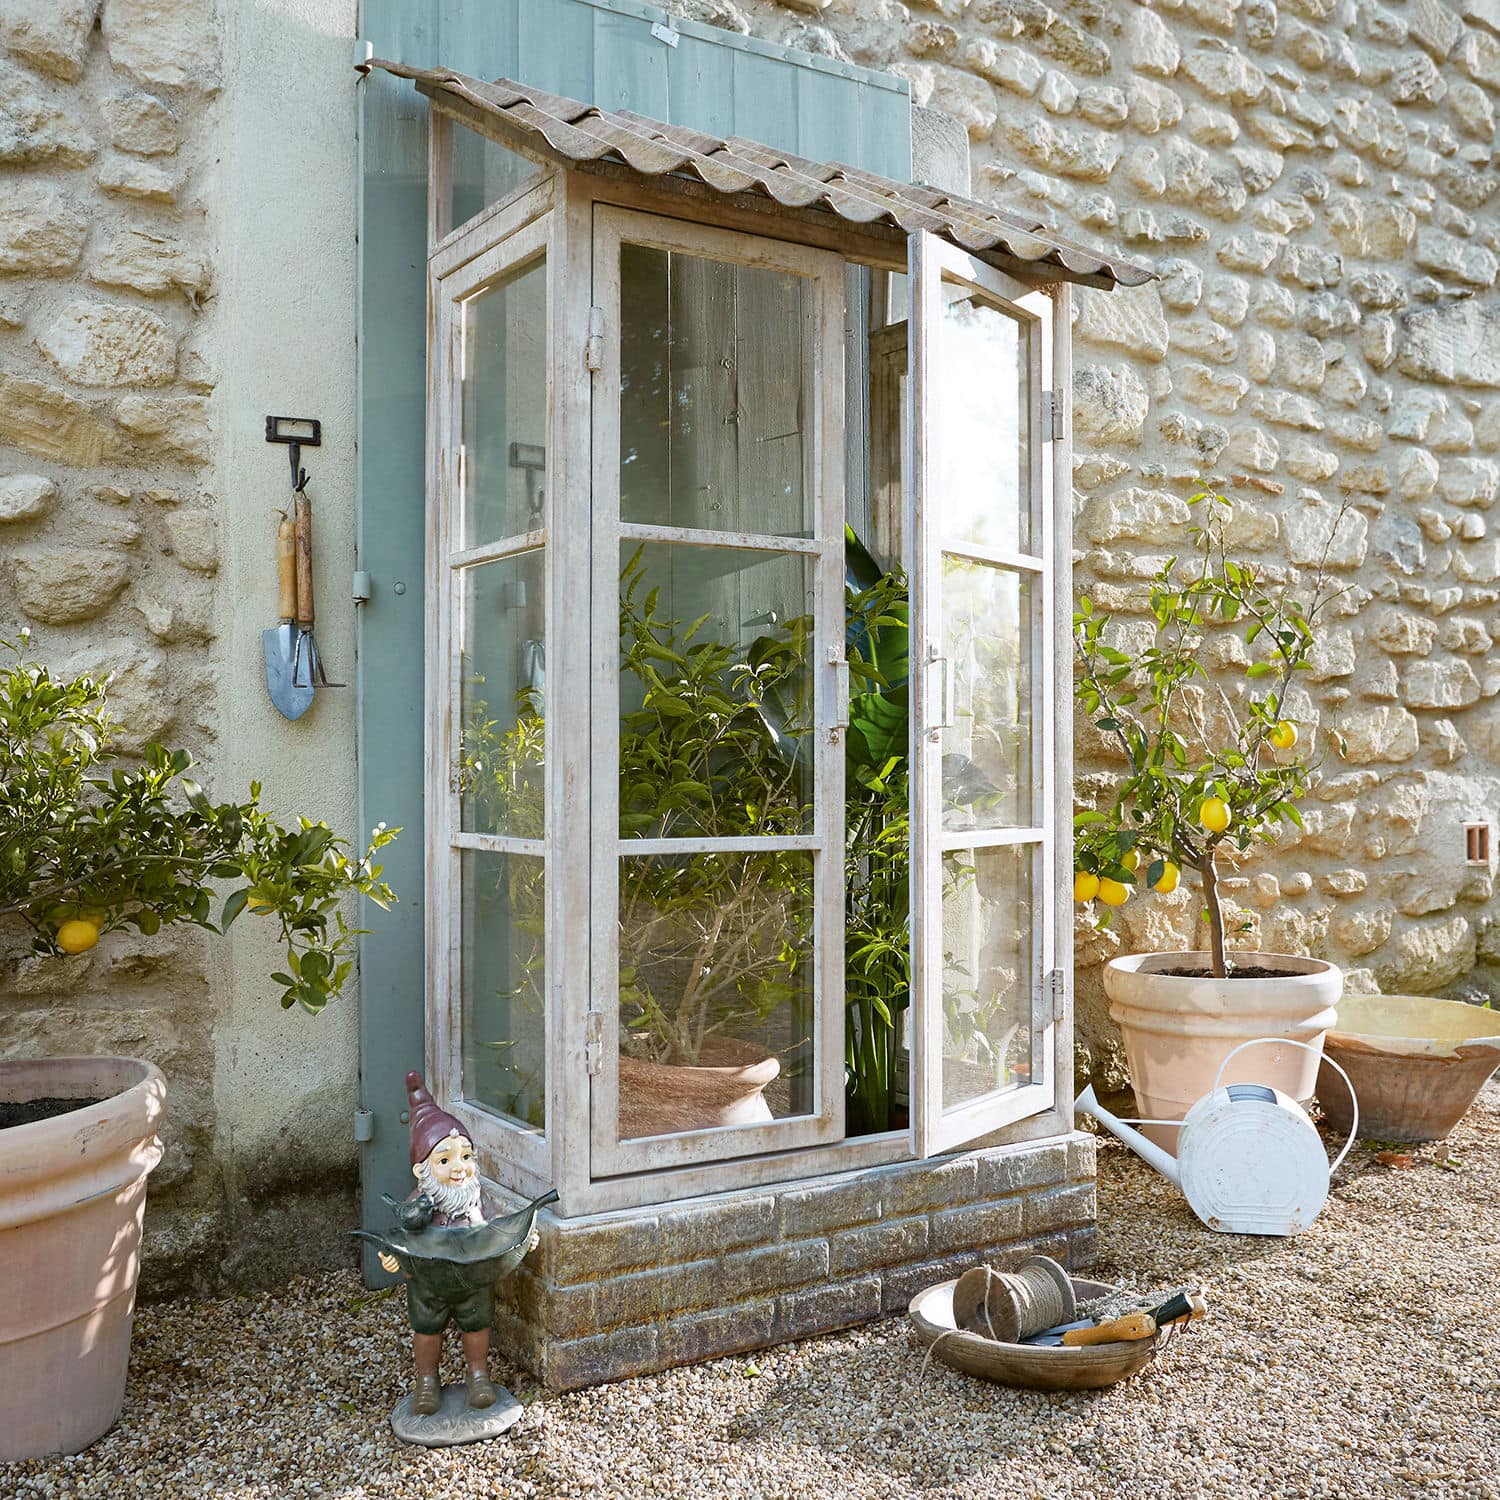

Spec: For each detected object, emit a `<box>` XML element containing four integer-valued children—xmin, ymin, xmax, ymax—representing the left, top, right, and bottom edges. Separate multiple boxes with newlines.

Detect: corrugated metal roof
<box><xmin>362</xmin><ymin>59</ymin><xmax>1155</xmax><ymax>290</ymax></box>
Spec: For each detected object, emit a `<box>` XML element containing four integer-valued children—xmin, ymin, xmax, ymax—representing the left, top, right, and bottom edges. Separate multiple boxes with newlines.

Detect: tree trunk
<box><xmin>1200</xmin><ymin>850</ymin><xmax>1227</xmax><ymax>978</ymax></box>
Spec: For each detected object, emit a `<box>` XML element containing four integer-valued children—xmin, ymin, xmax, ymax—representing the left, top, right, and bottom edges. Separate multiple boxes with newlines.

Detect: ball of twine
<box><xmin>952</xmin><ymin>1254</ymin><xmax>1077</xmax><ymax>1343</ymax></box>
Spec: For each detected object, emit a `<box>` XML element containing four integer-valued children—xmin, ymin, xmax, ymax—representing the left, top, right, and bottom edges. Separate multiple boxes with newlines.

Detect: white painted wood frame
<box><xmin>909</xmin><ymin>231</ymin><xmax>1060</xmax><ymax>1159</ymax></box>
<box><xmin>588</xmin><ymin>204</ymin><xmax>849</xmax><ymax>1178</ymax></box>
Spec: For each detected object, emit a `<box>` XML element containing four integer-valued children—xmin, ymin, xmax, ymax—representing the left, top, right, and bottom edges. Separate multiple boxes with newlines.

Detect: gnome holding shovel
<box><xmin>365</xmin><ymin>1072</ymin><xmax>555</xmax><ymax>1421</ymax></box>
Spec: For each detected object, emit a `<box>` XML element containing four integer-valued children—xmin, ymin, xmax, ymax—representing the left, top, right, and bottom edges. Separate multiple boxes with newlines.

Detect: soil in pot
<box><xmin>0</xmin><ymin>1096</ymin><xmax>102</xmax><ymax>1130</ymax></box>
<box><xmin>1155</xmin><ymin>965</ymin><xmax>1290</xmax><ymax>980</ymax></box>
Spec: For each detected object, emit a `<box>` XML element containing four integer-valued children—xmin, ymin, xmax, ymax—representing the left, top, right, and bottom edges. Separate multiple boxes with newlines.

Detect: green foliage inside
<box><xmin>1073</xmin><ymin>492</ymin><xmax>1348</xmax><ymax>977</ymax></box>
<box><xmin>0</xmin><ymin>633</ymin><xmax>396</xmax><ymax>1014</ymax></box>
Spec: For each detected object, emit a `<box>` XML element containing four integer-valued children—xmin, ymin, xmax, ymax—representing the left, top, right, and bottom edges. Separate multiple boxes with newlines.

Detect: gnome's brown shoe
<box><xmin>411</xmin><ymin>1373</ymin><xmax>442</xmax><ymax>1416</ymax></box>
<box><xmin>465</xmin><ymin>1368</ymin><xmax>497</xmax><ymax>1409</ymax></box>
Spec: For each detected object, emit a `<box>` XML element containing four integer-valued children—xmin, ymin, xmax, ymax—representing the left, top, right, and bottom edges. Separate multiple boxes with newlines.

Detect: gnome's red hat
<box><xmin>406</xmin><ymin>1071</ymin><xmax>469</xmax><ymax>1167</ymax></box>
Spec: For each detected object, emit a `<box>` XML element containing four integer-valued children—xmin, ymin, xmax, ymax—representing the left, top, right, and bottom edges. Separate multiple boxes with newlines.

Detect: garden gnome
<box><xmin>378</xmin><ymin>1073</ymin><xmax>520</xmax><ymax>1414</ymax></box>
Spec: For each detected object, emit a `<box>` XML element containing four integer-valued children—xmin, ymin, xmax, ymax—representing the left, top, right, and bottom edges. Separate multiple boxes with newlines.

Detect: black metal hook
<box><xmin>266</xmin><ymin>416</ymin><xmax>321</xmax><ymax>494</ymax></box>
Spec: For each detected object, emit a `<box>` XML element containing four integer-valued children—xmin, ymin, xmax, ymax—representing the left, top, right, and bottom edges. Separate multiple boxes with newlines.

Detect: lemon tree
<box><xmin>1072</xmin><ymin>493</ymin><xmax>1350</xmax><ymax>978</ymax></box>
<box><xmin>0</xmin><ymin>633</ymin><xmax>396</xmax><ymax>1013</ymax></box>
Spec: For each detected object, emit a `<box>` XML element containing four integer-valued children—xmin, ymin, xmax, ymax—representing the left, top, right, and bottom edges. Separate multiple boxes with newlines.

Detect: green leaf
<box><xmin>222</xmin><ymin>888</ymin><xmax>250</xmax><ymax>928</ymax></box>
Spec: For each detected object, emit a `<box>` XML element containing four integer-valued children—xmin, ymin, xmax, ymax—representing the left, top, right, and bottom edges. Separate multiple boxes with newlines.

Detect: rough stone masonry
<box><xmin>1</xmin><ymin>0</ymin><xmax>1498</xmax><ymax>1293</ymax></box>
<box><xmin>675</xmin><ymin>0</ymin><xmax>1500</xmax><ymax>1081</ymax></box>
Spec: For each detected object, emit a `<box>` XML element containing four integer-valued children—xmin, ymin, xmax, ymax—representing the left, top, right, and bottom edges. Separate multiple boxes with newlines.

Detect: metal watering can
<box><xmin>1076</xmin><ymin>1039</ymin><xmax>1359</xmax><ymax>1237</ymax></box>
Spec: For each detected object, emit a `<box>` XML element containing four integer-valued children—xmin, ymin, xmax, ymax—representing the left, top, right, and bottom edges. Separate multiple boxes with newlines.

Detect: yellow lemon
<box><xmin>1153</xmin><ymin>861</ymin><xmax>1181</xmax><ymax>894</ymax></box>
<box><xmin>1120</xmin><ymin>849</ymin><xmax>1140</xmax><ymax>873</ymax></box>
<box><xmin>57</xmin><ymin>918</ymin><xmax>101</xmax><ymax>954</ymax></box>
<box><xmin>1097</xmin><ymin>877</ymin><xmax>1130</xmax><ymax>907</ymax></box>
<box><xmin>1270</xmin><ymin>720</ymin><xmax>1298</xmax><ymax>751</ymax></box>
<box><xmin>1073</xmin><ymin>871</ymin><xmax>1100</xmax><ymax>903</ymax></box>
<box><xmin>1199</xmin><ymin>797</ymin><xmax>1231</xmax><ymax>834</ymax></box>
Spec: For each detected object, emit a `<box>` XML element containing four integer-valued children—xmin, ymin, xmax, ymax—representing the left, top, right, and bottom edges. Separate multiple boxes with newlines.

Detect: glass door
<box><xmin>590</xmin><ymin>206</ymin><xmax>848</xmax><ymax>1176</ymax></box>
<box><xmin>909</xmin><ymin>232</ymin><xmax>1058</xmax><ymax>1157</ymax></box>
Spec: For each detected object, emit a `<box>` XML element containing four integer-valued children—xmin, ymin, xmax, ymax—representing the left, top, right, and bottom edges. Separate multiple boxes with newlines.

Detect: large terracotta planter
<box><xmin>0</xmin><ymin>1056</ymin><xmax>166</xmax><ymax>1461</ymax></box>
<box><xmin>1317</xmin><ymin>993</ymin><xmax>1500</xmax><ymax>1142</ymax></box>
<box><xmin>1104</xmin><ymin>951</ymin><xmax>1341</xmax><ymax>1151</ymax></box>
<box><xmin>618</xmin><ymin>1036</ymin><xmax>778</xmax><ymax>1139</ymax></box>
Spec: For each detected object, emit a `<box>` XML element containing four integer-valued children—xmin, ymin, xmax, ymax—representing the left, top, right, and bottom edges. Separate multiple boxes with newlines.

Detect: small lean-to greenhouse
<box><xmin>361</xmin><ymin>54</ymin><xmax>1150</xmax><ymax>1389</ymax></box>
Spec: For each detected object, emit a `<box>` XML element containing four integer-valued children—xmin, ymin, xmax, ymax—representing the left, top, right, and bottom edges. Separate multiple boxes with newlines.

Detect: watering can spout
<box><xmin>1074</xmin><ymin>1084</ymin><xmax>1183</xmax><ymax>1190</ymax></box>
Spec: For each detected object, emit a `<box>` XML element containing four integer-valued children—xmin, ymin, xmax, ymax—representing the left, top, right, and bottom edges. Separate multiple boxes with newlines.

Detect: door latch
<box><xmin>585</xmin><ymin>1010</ymin><xmax>604</xmax><ymax>1076</ymax></box>
<box><xmin>829</xmin><ymin>647</ymin><xmax>849</xmax><ymax>743</ymax></box>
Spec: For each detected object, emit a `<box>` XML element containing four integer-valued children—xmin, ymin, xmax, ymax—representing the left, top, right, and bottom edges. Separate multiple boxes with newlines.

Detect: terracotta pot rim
<box><xmin>0</xmin><ymin>1055</ymin><xmax>166</xmax><ymax>1139</ymax></box>
<box><xmin>620</xmin><ymin>1037</ymin><xmax>781</xmax><ymax>1086</ymax></box>
<box><xmin>1106</xmin><ymin>950</ymin><xmax>1340</xmax><ymax>982</ymax></box>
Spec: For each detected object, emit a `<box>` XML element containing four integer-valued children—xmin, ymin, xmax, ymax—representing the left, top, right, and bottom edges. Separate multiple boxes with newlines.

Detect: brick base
<box><xmin>493</xmin><ymin>1133</ymin><xmax>1097</xmax><ymax>1390</ymax></box>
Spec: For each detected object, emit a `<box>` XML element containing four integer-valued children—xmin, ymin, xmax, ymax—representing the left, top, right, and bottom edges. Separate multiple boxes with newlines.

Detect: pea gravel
<box><xmin>10</xmin><ymin>1084</ymin><xmax>1499</xmax><ymax>1500</ymax></box>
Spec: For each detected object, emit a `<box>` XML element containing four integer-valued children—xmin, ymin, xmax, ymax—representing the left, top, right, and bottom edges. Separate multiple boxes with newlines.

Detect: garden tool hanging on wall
<box><xmin>263</xmin><ymin>417</ymin><xmax>343</xmax><ymax>720</ymax></box>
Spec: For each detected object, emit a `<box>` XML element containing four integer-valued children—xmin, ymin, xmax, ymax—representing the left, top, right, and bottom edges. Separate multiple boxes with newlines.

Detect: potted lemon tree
<box><xmin>1072</xmin><ymin>493</ymin><xmax>1351</xmax><ymax>1134</ymax></box>
<box><xmin>0</xmin><ymin>634</ymin><xmax>394</xmax><ymax>1460</ymax></box>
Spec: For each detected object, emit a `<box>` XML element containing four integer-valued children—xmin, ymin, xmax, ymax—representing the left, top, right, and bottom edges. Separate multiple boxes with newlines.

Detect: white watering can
<box><xmin>1076</xmin><ymin>1039</ymin><xmax>1359</xmax><ymax>1237</ymax></box>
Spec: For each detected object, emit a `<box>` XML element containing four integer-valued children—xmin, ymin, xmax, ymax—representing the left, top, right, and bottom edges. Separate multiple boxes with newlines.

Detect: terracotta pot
<box><xmin>618</xmin><ymin>1036</ymin><xmax>779</xmax><ymax>1139</ymax></box>
<box><xmin>1104</xmin><ymin>951</ymin><xmax>1341</xmax><ymax>1152</ymax></box>
<box><xmin>0</xmin><ymin>1056</ymin><xmax>167</xmax><ymax>1461</ymax></box>
<box><xmin>1318</xmin><ymin>993</ymin><xmax>1500</xmax><ymax>1143</ymax></box>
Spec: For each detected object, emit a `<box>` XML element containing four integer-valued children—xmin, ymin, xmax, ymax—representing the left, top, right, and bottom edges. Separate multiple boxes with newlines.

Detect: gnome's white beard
<box><xmin>415</xmin><ymin>1162</ymin><xmax>484</xmax><ymax>1225</ymax></box>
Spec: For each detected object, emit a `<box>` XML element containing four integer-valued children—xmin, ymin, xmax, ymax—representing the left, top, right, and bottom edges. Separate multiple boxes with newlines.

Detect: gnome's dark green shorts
<box><xmin>406</xmin><ymin>1277</ymin><xmax>493</xmax><ymax>1335</ymax></box>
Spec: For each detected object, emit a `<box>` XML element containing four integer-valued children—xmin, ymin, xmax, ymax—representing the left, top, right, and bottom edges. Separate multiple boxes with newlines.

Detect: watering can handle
<box><xmin>1212</xmin><ymin>1038</ymin><xmax>1359</xmax><ymax>1176</ymax></box>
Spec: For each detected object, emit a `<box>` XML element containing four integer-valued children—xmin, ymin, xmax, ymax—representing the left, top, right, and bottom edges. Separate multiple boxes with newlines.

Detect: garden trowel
<box><xmin>263</xmin><ymin>510</ymin><xmax>314</xmax><ymax>720</ymax></box>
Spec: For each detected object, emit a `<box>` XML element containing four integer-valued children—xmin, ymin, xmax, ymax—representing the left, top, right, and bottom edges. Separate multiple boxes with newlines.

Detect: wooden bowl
<box><xmin>908</xmin><ymin>1276</ymin><xmax>1160</xmax><ymax>1391</ymax></box>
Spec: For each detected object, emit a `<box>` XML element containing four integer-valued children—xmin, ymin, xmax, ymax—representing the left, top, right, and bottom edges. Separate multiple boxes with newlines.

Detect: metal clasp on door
<box><xmin>829</xmin><ymin>647</ymin><xmax>849</xmax><ymax>743</ymax></box>
<box><xmin>927</xmin><ymin>645</ymin><xmax>955</xmax><ymax>741</ymax></box>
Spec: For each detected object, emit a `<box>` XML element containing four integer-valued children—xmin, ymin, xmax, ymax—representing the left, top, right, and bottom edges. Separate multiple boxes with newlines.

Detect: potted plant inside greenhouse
<box><xmin>0</xmin><ymin>634</ymin><xmax>395</xmax><ymax>1461</ymax></box>
<box><xmin>1072</xmin><ymin>492</ymin><xmax>1354</xmax><ymax>1135</ymax></box>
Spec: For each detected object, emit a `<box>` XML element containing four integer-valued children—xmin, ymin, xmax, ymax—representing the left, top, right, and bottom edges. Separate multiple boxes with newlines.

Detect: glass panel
<box><xmin>936</xmin><ymin>282</ymin><xmax>1031</xmax><ymax>555</ymax></box>
<box><xmin>617</xmin><ymin>850</ymin><xmax>815</xmax><ymax>1139</ymax></box>
<box><xmin>619</xmin><ymin>542</ymin><xmax>814</xmax><ymax>839</ymax></box>
<box><xmin>457</xmin><ymin>550</ymin><xmax>545</xmax><ymax>836</ymax></box>
<box><xmin>461</xmin><ymin>849</ymin><xmax>546</xmax><ymax>1131</ymax></box>
<box><xmin>940</xmin><ymin>844</ymin><xmax>1035</xmax><ymax>1112</ymax></box>
<box><xmin>942</xmin><ymin>558</ymin><xmax>1033</xmax><ymax>831</ymax></box>
<box><xmin>619</xmin><ymin>243</ymin><xmax>814</xmax><ymax>537</ymax></box>
<box><xmin>460</xmin><ymin>256</ymin><xmax>547</xmax><ymax>548</ymax></box>
<box><xmin>450</xmin><ymin>123</ymin><xmax>542</xmax><ymax>231</ymax></box>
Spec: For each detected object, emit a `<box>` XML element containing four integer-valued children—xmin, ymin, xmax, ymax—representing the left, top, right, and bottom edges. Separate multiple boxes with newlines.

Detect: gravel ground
<box><xmin>10</xmin><ymin>1084</ymin><xmax>1499</xmax><ymax>1500</ymax></box>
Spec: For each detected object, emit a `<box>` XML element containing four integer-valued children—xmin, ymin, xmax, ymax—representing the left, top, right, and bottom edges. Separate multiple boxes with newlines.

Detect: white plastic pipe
<box><xmin>1074</xmin><ymin>1083</ymin><xmax>1183</xmax><ymax>1189</ymax></box>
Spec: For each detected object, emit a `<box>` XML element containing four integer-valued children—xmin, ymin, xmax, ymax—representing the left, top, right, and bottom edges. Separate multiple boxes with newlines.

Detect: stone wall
<box><xmin>496</xmin><ymin>1134</ymin><xmax>1096</xmax><ymax>1389</ymax></box>
<box><xmin>670</xmin><ymin>0</ymin><xmax>1500</xmax><ymax>1077</ymax></box>
<box><xmin>0</xmin><ymin>0</ymin><xmax>364</xmax><ymax>1292</ymax></box>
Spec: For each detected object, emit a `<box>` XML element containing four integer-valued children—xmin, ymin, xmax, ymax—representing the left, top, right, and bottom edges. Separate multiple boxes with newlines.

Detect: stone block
<box><xmin>101</xmin><ymin>91</ymin><xmax>178</xmax><ymax>155</ymax></box>
<box><xmin>97</xmin><ymin>153</ymin><xmax>179</xmax><ymax>204</ymax></box>
<box><xmin>1082</xmin><ymin>488</ymin><xmax>1191</xmax><ymax>545</ymax></box>
<box><xmin>670</xmin><ymin>1240</ymin><xmax>829</xmax><ymax>1318</ymax></box>
<box><xmin>164</xmin><ymin>509</ymin><xmax>217</xmax><ymax>573</ymax></box>
<box><xmin>38</xmin><ymin>298</ymin><xmax>176</xmax><ymax>388</ymax></box>
<box><xmin>113</xmin><ymin>393</ymin><xmax>211</xmax><ymax>464</ymax></box>
<box><xmin>0</xmin><ymin>473</ymin><xmax>56</xmax><ymax>522</ymax></box>
<box><xmin>1126</xmin><ymin>6</ymin><xmax>1180</xmax><ymax>75</ymax></box>
<box><xmin>544</xmin><ymin>1325</ymin><xmax>661</xmax><ymax>1392</ymax></box>
<box><xmin>1128</xmin><ymin>78</ymin><xmax>1182</xmax><ymax>133</ymax></box>
<box><xmin>0</xmin><ymin>372</ymin><xmax>115</xmax><ymax>465</ymax></box>
<box><xmin>590</xmin><ymin>1265</ymin><xmax>668</xmax><ymax>1331</ymax></box>
<box><xmin>963</xmin><ymin>38</ymin><xmax>1042</xmax><ymax>96</ymax></box>
<box><xmin>0</xmin><ymin>182</ymin><xmax>88</xmax><ymax>274</ymax></box>
<box><xmin>546</xmin><ymin>1214</ymin><xmax>664</xmax><ymax>1285</ymax></box>
<box><xmin>999</xmin><ymin>114</ymin><xmax>1122</xmax><ymax>181</ymax></box>
<box><xmin>1440</xmin><ymin>460</ymin><xmax>1499</xmax><ymax>509</ymax></box>
<box><xmin>1071</xmin><ymin>364</ymin><xmax>1148</xmax><ymax>445</ymax></box>
<box><xmin>0</xmin><ymin>0</ymin><xmax>97</xmax><ymax>81</ymax></box>
<box><xmin>1080</xmin><ymin>283</ymin><xmax>1170</xmax><ymax>363</ymax></box>
<box><xmin>58</xmin><ymin>638</ymin><xmax>169</xmax><ymax>748</ymax></box>
<box><xmin>978</xmin><ymin>1140</ymin><xmax>1068</xmax><ymax>1197</ymax></box>
<box><xmin>658</xmin><ymin>1299</ymin><xmax>777</xmax><ymax>1369</ymax></box>
<box><xmin>1400</xmin><ymin>301</ymin><xmax>1500</xmax><ymax>388</ymax></box>
<box><xmin>772</xmin><ymin>1276</ymin><xmax>882</xmax><ymax>1343</ymax></box>
<box><xmin>880</xmin><ymin>1154</ymin><xmax>978</xmax><ymax>1216</ymax></box>
<box><xmin>91</xmin><ymin>228</ymin><xmax>211</xmax><ymax>301</ymax></box>
<box><xmin>828</xmin><ymin>1214</ymin><xmax>929</xmax><ymax>1275</ymax></box>
<box><xmin>1025</xmin><ymin>1182</ymin><xmax>1096</xmax><ymax>1234</ymax></box>
<box><xmin>929</xmin><ymin>1197</ymin><xmax>1023</xmax><ymax>1253</ymax></box>
<box><xmin>0</xmin><ymin>59</ymin><xmax>94</xmax><ymax>165</ymax></box>
<box><xmin>656</xmin><ymin>1193</ymin><xmax>778</xmax><ymax>1258</ymax></box>
<box><xmin>9</xmin><ymin>545</ymin><xmax>131</xmax><ymax>624</ymax></box>
<box><xmin>1339</xmin><ymin>705</ymin><xmax>1420</xmax><ymax>764</ymax></box>
<box><xmin>104</xmin><ymin>0</ymin><xmax>218</xmax><ymax>90</ymax></box>
<box><xmin>878</xmin><ymin>1251</ymin><xmax>987</xmax><ymax>1314</ymax></box>
<box><xmin>1285</xmin><ymin>502</ymin><xmax>1367</xmax><ymax>568</ymax></box>
<box><xmin>778</xmin><ymin>1176</ymin><xmax>881</xmax><ymax>1237</ymax></box>
<box><xmin>1375</xmin><ymin>915</ymin><xmax>1475</xmax><ymax>992</ymax></box>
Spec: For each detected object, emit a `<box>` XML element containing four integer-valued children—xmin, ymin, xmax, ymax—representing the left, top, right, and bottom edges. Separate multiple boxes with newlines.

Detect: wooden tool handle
<box><xmin>1062</xmin><ymin>1312</ymin><xmax>1157</xmax><ymax>1347</ymax></box>
<box><xmin>276</xmin><ymin>514</ymin><xmax>297</xmax><ymax>623</ymax></box>
<box><xmin>294</xmin><ymin>492</ymin><xmax>314</xmax><ymax>628</ymax></box>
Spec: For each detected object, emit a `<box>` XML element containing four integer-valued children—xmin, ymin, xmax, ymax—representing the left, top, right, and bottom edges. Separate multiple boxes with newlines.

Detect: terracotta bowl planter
<box><xmin>0</xmin><ymin>1056</ymin><xmax>166</xmax><ymax>1461</ymax></box>
<box><xmin>618</xmin><ymin>1036</ymin><xmax>778</xmax><ymax>1139</ymax></box>
<box><xmin>1317</xmin><ymin>993</ymin><xmax>1500</xmax><ymax>1143</ymax></box>
<box><xmin>1104</xmin><ymin>951</ymin><xmax>1341</xmax><ymax>1151</ymax></box>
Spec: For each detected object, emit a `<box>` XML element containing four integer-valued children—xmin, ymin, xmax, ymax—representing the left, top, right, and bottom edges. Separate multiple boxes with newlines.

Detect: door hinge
<box><xmin>1041</xmin><ymin>389</ymin><xmax>1064</xmax><ymax>442</ymax></box>
<box><xmin>351</xmin><ymin>569</ymin><xmax>371</xmax><ymax>604</ymax></box>
<box><xmin>585</xmin><ymin>1010</ymin><xmax>605</xmax><ymax>1076</ymax></box>
<box><xmin>585</xmin><ymin>306</ymin><xmax>605</xmax><ymax>372</ymax></box>
<box><xmin>1047</xmin><ymin>968</ymin><xmax>1067</xmax><ymax>1024</ymax></box>
<box><xmin>353</xmin><ymin>1107</ymin><xmax>374</xmax><ymax>1144</ymax></box>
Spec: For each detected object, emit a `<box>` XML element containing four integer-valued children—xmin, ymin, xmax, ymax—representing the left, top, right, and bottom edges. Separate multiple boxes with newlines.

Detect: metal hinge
<box><xmin>1047</xmin><ymin>968</ymin><xmax>1067</xmax><ymax>1023</ymax></box>
<box><xmin>585</xmin><ymin>1010</ymin><xmax>604</xmax><ymax>1076</ymax></box>
<box><xmin>585</xmin><ymin>306</ymin><xmax>605</xmax><ymax>372</ymax></box>
<box><xmin>1040</xmin><ymin>389</ymin><xmax>1063</xmax><ymax>442</ymax></box>
<box><xmin>353</xmin><ymin>1108</ymin><xmax>374</xmax><ymax>1144</ymax></box>
<box><xmin>351</xmin><ymin>570</ymin><xmax>371</xmax><ymax>604</ymax></box>
<box><xmin>650</xmin><ymin>19</ymin><xmax>680</xmax><ymax>46</ymax></box>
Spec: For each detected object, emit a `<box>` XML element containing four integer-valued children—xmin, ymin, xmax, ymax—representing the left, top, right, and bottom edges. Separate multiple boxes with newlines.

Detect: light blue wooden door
<box><xmin>355</xmin><ymin>0</ymin><xmax>911</xmax><ymax>1275</ymax></box>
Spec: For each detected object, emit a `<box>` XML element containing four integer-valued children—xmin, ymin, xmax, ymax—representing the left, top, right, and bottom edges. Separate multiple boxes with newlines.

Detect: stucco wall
<box><xmin>674</xmin><ymin>0</ymin><xmax>1500</xmax><ymax>1082</ymax></box>
<box><xmin>0</xmin><ymin>0</ymin><xmax>362</xmax><ymax>1289</ymax></box>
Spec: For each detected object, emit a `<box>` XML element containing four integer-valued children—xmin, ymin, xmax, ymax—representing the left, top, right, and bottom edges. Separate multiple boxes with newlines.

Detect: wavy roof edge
<box><xmin>362</xmin><ymin>58</ymin><xmax>1156</xmax><ymax>291</ymax></box>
